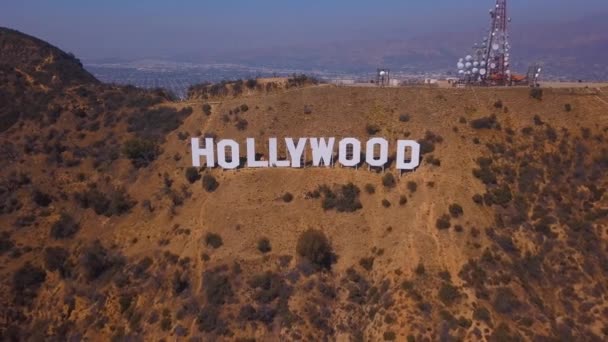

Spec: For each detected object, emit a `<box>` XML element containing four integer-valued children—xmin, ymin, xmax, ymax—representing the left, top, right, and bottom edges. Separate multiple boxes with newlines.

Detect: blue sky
<box><xmin>1</xmin><ymin>0</ymin><xmax>607</xmax><ymax>60</ymax></box>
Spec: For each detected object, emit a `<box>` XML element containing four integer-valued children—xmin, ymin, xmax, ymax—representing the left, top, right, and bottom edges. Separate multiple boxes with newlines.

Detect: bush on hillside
<box><xmin>123</xmin><ymin>138</ymin><xmax>159</xmax><ymax>168</ymax></box>
<box><xmin>296</xmin><ymin>229</ymin><xmax>334</xmax><ymax>270</ymax></box>
<box><xmin>50</xmin><ymin>213</ymin><xmax>80</xmax><ymax>239</ymax></box>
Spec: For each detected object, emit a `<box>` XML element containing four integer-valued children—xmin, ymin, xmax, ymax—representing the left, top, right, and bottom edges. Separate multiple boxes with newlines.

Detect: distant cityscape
<box><xmin>85</xmin><ymin>60</ymin><xmax>451</xmax><ymax>99</ymax></box>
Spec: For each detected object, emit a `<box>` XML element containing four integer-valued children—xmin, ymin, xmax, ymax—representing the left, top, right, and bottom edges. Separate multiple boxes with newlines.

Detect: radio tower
<box><xmin>485</xmin><ymin>0</ymin><xmax>510</xmax><ymax>84</ymax></box>
<box><xmin>456</xmin><ymin>0</ymin><xmax>513</xmax><ymax>85</ymax></box>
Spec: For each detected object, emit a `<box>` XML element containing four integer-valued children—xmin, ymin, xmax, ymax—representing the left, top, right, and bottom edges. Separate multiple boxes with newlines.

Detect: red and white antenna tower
<box><xmin>484</xmin><ymin>0</ymin><xmax>511</xmax><ymax>84</ymax></box>
<box><xmin>457</xmin><ymin>0</ymin><xmax>512</xmax><ymax>85</ymax></box>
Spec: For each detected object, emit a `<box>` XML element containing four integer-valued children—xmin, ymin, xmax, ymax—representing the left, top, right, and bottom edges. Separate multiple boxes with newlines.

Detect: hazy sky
<box><xmin>2</xmin><ymin>0</ymin><xmax>607</xmax><ymax>60</ymax></box>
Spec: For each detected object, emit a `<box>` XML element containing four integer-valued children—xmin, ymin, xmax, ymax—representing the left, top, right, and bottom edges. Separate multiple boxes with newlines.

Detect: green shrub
<box><xmin>282</xmin><ymin>192</ymin><xmax>293</xmax><ymax>203</ymax></box>
<box><xmin>359</xmin><ymin>257</ymin><xmax>374</xmax><ymax>271</ymax></box>
<box><xmin>470</xmin><ymin>115</ymin><xmax>498</xmax><ymax>130</ymax></box>
<box><xmin>44</xmin><ymin>247</ymin><xmax>71</xmax><ymax>278</ymax></box>
<box><xmin>382</xmin><ymin>173</ymin><xmax>396</xmax><ymax>188</ymax></box>
<box><xmin>438</xmin><ymin>283</ymin><xmax>460</xmax><ymax>305</ymax></box>
<box><xmin>235</xmin><ymin>118</ymin><xmax>248</xmax><ymax>131</ymax></box>
<box><xmin>205</xmin><ymin>233</ymin><xmax>223</xmax><ymax>249</ymax></box>
<box><xmin>123</xmin><ymin>138</ymin><xmax>159</xmax><ymax>168</ymax></box>
<box><xmin>257</xmin><ymin>238</ymin><xmax>271</xmax><ymax>253</ymax></box>
<box><xmin>449</xmin><ymin>203</ymin><xmax>464</xmax><ymax>218</ymax></box>
<box><xmin>296</xmin><ymin>229</ymin><xmax>334</xmax><ymax>270</ymax></box>
<box><xmin>383</xmin><ymin>331</ymin><xmax>396</xmax><ymax>341</ymax></box>
<box><xmin>366</xmin><ymin>124</ymin><xmax>381</xmax><ymax>135</ymax></box>
<box><xmin>202</xmin><ymin>103</ymin><xmax>212</xmax><ymax>115</ymax></box>
<box><xmin>51</xmin><ymin>213</ymin><xmax>80</xmax><ymax>239</ymax></box>
<box><xmin>185</xmin><ymin>167</ymin><xmax>201</xmax><ymax>183</ymax></box>
<box><xmin>436</xmin><ymin>214</ymin><xmax>451</xmax><ymax>230</ymax></box>
<box><xmin>12</xmin><ymin>262</ymin><xmax>46</xmax><ymax>305</ymax></box>
<box><xmin>202</xmin><ymin>174</ymin><xmax>219</xmax><ymax>192</ymax></box>
<box><xmin>364</xmin><ymin>183</ymin><xmax>376</xmax><ymax>194</ymax></box>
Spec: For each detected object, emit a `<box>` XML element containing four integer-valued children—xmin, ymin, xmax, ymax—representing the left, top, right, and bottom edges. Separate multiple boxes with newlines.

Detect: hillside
<box><xmin>1</xmin><ymin>30</ymin><xmax>608</xmax><ymax>341</ymax></box>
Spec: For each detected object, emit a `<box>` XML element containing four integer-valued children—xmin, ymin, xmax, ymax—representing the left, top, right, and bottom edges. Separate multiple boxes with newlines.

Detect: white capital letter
<box><xmin>217</xmin><ymin>139</ymin><xmax>240</xmax><ymax>169</ymax></box>
<box><xmin>310</xmin><ymin>138</ymin><xmax>335</xmax><ymax>167</ymax></box>
<box><xmin>286</xmin><ymin>138</ymin><xmax>307</xmax><ymax>168</ymax></box>
<box><xmin>339</xmin><ymin>138</ymin><xmax>361</xmax><ymax>167</ymax></box>
<box><xmin>246</xmin><ymin>138</ymin><xmax>268</xmax><ymax>168</ymax></box>
<box><xmin>366</xmin><ymin>138</ymin><xmax>388</xmax><ymax>167</ymax></box>
<box><xmin>191</xmin><ymin>137</ymin><xmax>215</xmax><ymax>167</ymax></box>
<box><xmin>269</xmin><ymin>138</ymin><xmax>290</xmax><ymax>167</ymax></box>
<box><xmin>396</xmin><ymin>140</ymin><xmax>420</xmax><ymax>170</ymax></box>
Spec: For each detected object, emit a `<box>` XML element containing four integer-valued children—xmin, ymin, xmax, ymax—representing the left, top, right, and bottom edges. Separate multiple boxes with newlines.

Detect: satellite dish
<box><xmin>490</xmin><ymin>63</ymin><xmax>497</xmax><ymax>69</ymax></box>
<box><xmin>535</xmin><ymin>73</ymin><xmax>540</xmax><ymax>78</ymax></box>
<box><xmin>492</xmin><ymin>43</ymin><xmax>500</xmax><ymax>51</ymax></box>
<box><xmin>480</xmin><ymin>68</ymin><xmax>487</xmax><ymax>75</ymax></box>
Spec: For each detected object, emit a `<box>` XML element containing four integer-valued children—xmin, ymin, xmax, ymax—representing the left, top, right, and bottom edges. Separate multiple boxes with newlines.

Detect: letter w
<box><xmin>309</xmin><ymin>138</ymin><xmax>335</xmax><ymax>167</ymax></box>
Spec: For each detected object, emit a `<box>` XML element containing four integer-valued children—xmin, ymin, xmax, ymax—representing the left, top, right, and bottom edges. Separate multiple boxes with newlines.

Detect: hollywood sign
<box><xmin>191</xmin><ymin>137</ymin><xmax>420</xmax><ymax>170</ymax></box>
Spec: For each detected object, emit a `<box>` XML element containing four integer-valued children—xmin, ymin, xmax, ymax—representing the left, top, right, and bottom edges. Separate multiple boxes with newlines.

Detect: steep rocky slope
<box><xmin>1</xmin><ymin>29</ymin><xmax>608</xmax><ymax>341</ymax></box>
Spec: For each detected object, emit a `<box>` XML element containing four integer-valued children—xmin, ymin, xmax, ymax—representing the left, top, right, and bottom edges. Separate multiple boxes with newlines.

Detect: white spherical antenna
<box><xmin>457</xmin><ymin>62</ymin><xmax>465</xmax><ymax>69</ymax></box>
<box><xmin>379</xmin><ymin>71</ymin><xmax>386</xmax><ymax>76</ymax></box>
<box><xmin>472</xmin><ymin>68</ymin><xmax>479</xmax><ymax>74</ymax></box>
<box><xmin>490</xmin><ymin>63</ymin><xmax>497</xmax><ymax>69</ymax></box>
<box><xmin>465</xmin><ymin>62</ymin><xmax>472</xmax><ymax>69</ymax></box>
<box><xmin>535</xmin><ymin>73</ymin><xmax>540</xmax><ymax>78</ymax></box>
<box><xmin>480</xmin><ymin>61</ymin><xmax>487</xmax><ymax>67</ymax></box>
<box><xmin>480</xmin><ymin>68</ymin><xmax>487</xmax><ymax>75</ymax></box>
<box><xmin>465</xmin><ymin>55</ymin><xmax>473</xmax><ymax>61</ymax></box>
<box><xmin>473</xmin><ymin>61</ymin><xmax>479</xmax><ymax>67</ymax></box>
<box><xmin>458</xmin><ymin>70</ymin><xmax>465</xmax><ymax>75</ymax></box>
<box><xmin>492</xmin><ymin>43</ymin><xmax>500</xmax><ymax>51</ymax></box>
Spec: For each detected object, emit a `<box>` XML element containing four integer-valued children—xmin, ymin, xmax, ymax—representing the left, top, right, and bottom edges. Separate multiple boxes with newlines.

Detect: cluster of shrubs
<box><xmin>419</xmin><ymin>131</ymin><xmax>443</xmax><ymax>154</ymax></box>
<box><xmin>127</xmin><ymin>106</ymin><xmax>192</xmax><ymax>140</ymax></box>
<box><xmin>123</xmin><ymin>138</ymin><xmax>159</xmax><ymax>168</ymax></box>
<box><xmin>309</xmin><ymin>183</ymin><xmax>363</xmax><ymax>212</ymax></box>
<box><xmin>74</xmin><ymin>186</ymin><xmax>135</xmax><ymax>217</ymax></box>
<box><xmin>470</xmin><ymin>115</ymin><xmax>500</xmax><ymax>130</ymax></box>
<box><xmin>296</xmin><ymin>229</ymin><xmax>334</xmax><ymax>270</ymax></box>
<box><xmin>286</xmin><ymin>74</ymin><xmax>319</xmax><ymax>88</ymax></box>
